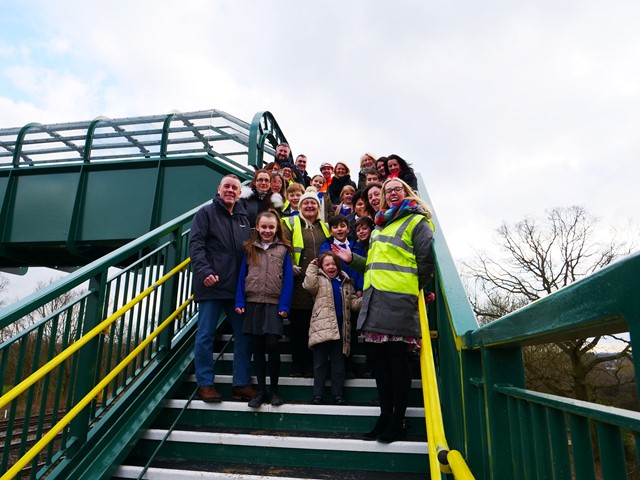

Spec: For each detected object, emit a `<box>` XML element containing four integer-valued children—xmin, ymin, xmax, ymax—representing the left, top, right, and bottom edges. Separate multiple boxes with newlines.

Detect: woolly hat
<box><xmin>298</xmin><ymin>188</ymin><xmax>321</xmax><ymax>207</ymax></box>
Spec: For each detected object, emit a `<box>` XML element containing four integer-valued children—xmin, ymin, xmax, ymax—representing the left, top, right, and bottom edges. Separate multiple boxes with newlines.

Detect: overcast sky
<box><xmin>1</xmin><ymin>0</ymin><xmax>639</xmax><ymax>301</ymax></box>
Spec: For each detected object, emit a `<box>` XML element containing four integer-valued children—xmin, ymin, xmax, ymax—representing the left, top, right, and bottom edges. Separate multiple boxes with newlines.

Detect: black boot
<box><xmin>377</xmin><ymin>417</ymin><xmax>408</xmax><ymax>443</ymax></box>
<box><xmin>362</xmin><ymin>414</ymin><xmax>390</xmax><ymax>440</ymax></box>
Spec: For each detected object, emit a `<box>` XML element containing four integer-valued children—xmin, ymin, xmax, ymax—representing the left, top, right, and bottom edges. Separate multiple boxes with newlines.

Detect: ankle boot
<box><xmin>377</xmin><ymin>417</ymin><xmax>408</xmax><ymax>443</ymax></box>
<box><xmin>362</xmin><ymin>414</ymin><xmax>390</xmax><ymax>440</ymax></box>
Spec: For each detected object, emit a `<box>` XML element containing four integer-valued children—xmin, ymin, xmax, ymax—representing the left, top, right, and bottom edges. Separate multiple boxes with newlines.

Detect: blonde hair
<box><xmin>340</xmin><ymin>185</ymin><xmax>356</xmax><ymax>200</ymax></box>
<box><xmin>380</xmin><ymin>178</ymin><xmax>431</xmax><ymax>217</ymax></box>
<box><xmin>360</xmin><ymin>152</ymin><xmax>377</xmax><ymax>168</ymax></box>
<box><xmin>286</xmin><ymin>183</ymin><xmax>305</xmax><ymax>195</ymax></box>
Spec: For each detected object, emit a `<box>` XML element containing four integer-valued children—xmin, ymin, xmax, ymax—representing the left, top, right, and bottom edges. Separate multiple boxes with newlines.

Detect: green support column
<box><xmin>481</xmin><ymin>345</ymin><xmax>525</xmax><ymax>479</ymax></box>
<box><xmin>67</xmin><ymin>272</ymin><xmax>107</xmax><ymax>455</ymax></box>
<box><xmin>157</xmin><ymin>230</ymin><xmax>183</xmax><ymax>352</ymax></box>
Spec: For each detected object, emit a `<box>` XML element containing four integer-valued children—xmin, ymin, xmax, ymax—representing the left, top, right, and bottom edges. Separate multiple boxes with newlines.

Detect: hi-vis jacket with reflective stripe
<box><xmin>356</xmin><ymin>210</ymin><xmax>435</xmax><ymax>337</ymax></box>
<box><xmin>283</xmin><ymin>215</ymin><xmax>330</xmax><ymax>265</ymax></box>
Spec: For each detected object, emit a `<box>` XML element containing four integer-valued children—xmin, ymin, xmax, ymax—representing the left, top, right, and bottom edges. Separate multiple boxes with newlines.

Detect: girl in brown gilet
<box><xmin>235</xmin><ymin>211</ymin><xmax>294</xmax><ymax>408</ymax></box>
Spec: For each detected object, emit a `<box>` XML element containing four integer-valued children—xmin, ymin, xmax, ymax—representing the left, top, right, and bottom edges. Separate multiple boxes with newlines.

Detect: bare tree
<box><xmin>463</xmin><ymin>206</ymin><xmax>636</xmax><ymax>404</ymax></box>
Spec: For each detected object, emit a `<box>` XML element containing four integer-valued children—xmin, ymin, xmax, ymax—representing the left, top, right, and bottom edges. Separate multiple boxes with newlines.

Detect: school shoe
<box><xmin>248</xmin><ymin>391</ymin><xmax>267</xmax><ymax>408</ymax></box>
<box><xmin>197</xmin><ymin>386</ymin><xmax>222</xmax><ymax>403</ymax></box>
<box><xmin>311</xmin><ymin>396</ymin><xmax>322</xmax><ymax>405</ymax></box>
<box><xmin>232</xmin><ymin>385</ymin><xmax>257</xmax><ymax>401</ymax></box>
<box><xmin>362</xmin><ymin>414</ymin><xmax>390</xmax><ymax>440</ymax></box>
<box><xmin>270</xmin><ymin>391</ymin><xmax>284</xmax><ymax>406</ymax></box>
<box><xmin>334</xmin><ymin>396</ymin><xmax>346</xmax><ymax>405</ymax></box>
<box><xmin>377</xmin><ymin>417</ymin><xmax>408</xmax><ymax>444</ymax></box>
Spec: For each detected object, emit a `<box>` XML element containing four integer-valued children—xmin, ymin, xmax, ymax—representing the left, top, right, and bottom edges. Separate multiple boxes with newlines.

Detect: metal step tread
<box><xmin>138</xmin><ymin>428</ymin><xmax>427</xmax><ymax>455</ymax></box>
<box><xmin>114</xmin><ymin>461</ymin><xmax>426</xmax><ymax>479</ymax></box>
<box><xmin>163</xmin><ymin>398</ymin><xmax>425</xmax><ymax>418</ymax></box>
<box><xmin>184</xmin><ymin>374</ymin><xmax>422</xmax><ymax>389</ymax></box>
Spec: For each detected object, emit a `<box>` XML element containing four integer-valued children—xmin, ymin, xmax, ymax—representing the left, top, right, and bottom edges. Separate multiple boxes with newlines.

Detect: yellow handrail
<box><xmin>1</xmin><ymin>296</ymin><xmax>194</xmax><ymax>480</ymax></box>
<box><xmin>419</xmin><ymin>291</ymin><xmax>475</xmax><ymax>479</ymax></box>
<box><xmin>0</xmin><ymin>258</ymin><xmax>191</xmax><ymax>410</ymax></box>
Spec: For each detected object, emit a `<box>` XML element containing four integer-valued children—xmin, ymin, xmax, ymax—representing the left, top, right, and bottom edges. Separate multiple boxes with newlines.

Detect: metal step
<box><xmin>119</xmin><ymin>429</ymin><xmax>428</xmax><ymax>477</ymax></box>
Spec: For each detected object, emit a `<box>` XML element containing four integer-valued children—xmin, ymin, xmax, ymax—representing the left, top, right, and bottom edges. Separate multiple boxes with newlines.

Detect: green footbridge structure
<box><xmin>0</xmin><ymin>110</ymin><xmax>638</xmax><ymax>479</ymax></box>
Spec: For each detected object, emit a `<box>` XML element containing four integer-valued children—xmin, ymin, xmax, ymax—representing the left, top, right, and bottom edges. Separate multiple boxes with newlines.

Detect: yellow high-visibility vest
<box><xmin>364</xmin><ymin>214</ymin><xmax>426</xmax><ymax>295</ymax></box>
<box><xmin>282</xmin><ymin>215</ymin><xmax>330</xmax><ymax>265</ymax></box>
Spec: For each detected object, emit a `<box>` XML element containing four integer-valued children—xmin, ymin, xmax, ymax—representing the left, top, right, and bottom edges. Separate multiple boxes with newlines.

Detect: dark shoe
<box><xmin>289</xmin><ymin>369</ymin><xmax>303</xmax><ymax>378</ymax></box>
<box><xmin>197</xmin><ymin>386</ymin><xmax>222</xmax><ymax>403</ymax></box>
<box><xmin>303</xmin><ymin>370</ymin><xmax>314</xmax><ymax>378</ymax></box>
<box><xmin>311</xmin><ymin>396</ymin><xmax>322</xmax><ymax>405</ymax></box>
<box><xmin>334</xmin><ymin>396</ymin><xmax>346</xmax><ymax>405</ymax></box>
<box><xmin>232</xmin><ymin>385</ymin><xmax>257</xmax><ymax>401</ymax></box>
<box><xmin>377</xmin><ymin>418</ymin><xmax>408</xmax><ymax>444</ymax></box>
<box><xmin>270</xmin><ymin>391</ymin><xmax>284</xmax><ymax>406</ymax></box>
<box><xmin>363</xmin><ymin>414</ymin><xmax>390</xmax><ymax>440</ymax></box>
<box><xmin>248</xmin><ymin>391</ymin><xmax>267</xmax><ymax>408</ymax></box>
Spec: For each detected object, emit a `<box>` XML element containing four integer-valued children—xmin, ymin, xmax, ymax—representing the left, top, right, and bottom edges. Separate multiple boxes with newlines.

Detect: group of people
<box><xmin>189</xmin><ymin>143</ymin><xmax>434</xmax><ymax>444</ymax></box>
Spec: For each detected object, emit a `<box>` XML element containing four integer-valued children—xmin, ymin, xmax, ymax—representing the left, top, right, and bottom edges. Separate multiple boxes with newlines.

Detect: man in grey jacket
<box><xmin>189</xmin><ymin>175</ymin><xmax>256</xmax><ymax>402</ymax></box>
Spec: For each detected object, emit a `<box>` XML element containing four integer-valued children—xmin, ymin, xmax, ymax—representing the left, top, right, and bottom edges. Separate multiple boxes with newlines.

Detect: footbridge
<box><xmin>0</xmin><ymin>109</ymin><xmax>638</xmax><ymax>479</ymax></box>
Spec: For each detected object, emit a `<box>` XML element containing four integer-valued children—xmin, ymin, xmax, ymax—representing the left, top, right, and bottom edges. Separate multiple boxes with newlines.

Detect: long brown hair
<box><xmin>243</xmin><ymin>210</ymin><xmax>293</xmax><ymax>265</ymax></box>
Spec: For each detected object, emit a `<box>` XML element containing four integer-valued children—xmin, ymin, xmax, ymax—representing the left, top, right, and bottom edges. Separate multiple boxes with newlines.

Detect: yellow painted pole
<box><xmin>0</xmin><ymin>259</ymin><xmax>190</xmax><ymax>410</ymax></box>
<box><xmin>1</xmin><ymin>297</ymin><xmax>193</xmax><ymax>480</ymax></box>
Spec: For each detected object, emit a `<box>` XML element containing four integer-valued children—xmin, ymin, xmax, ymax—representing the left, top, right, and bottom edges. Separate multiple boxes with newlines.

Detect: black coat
<box><xmin>328</xmin><ymin>174</ymin><xmax>357</xmax><ymax>206</ymax></box>
<box><xmin>189</xmin><ymin>195</ymin><xmax>252</xmax><ymax>302</ymax></box>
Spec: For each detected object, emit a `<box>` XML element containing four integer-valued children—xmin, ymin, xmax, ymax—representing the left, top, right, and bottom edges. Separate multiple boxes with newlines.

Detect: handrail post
<box><xmin>157</xmin><ymin>229</ymin><xmax>182</xmax><ymax>352</ymax></box>
<box><xmin>480</xmin><ymin>345</ymin><xmax>525</xmax><ymax>479</ymax></box>
<box><xmin>67</xmin><ymin>271</ymin><xmax>107</xmax><ymax>455</ymax></box>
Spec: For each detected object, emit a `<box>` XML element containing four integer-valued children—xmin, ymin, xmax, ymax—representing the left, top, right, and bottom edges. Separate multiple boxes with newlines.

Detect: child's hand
<box><xmin>279</xmin><ymin>311</ymin><xmax>288</xmax><ymax>318</ymax></box>
<box><xmin>310</xmin><ymin>258</ymin><xmax>318</xmax><ymax>265</ymax></box>
<box><xmin>331</xmin><ymin>243</ymin><xmax>352</xmax><ymax>263</ymax></box>
<box><xmin>235</xmin><ymin>307</ymin><xmax>244</xmax><ymax>314</ymax></box>
<box><xmin>356</xmin><ymin>291</ymin><xmax>363</xmax><ymax>298</ymax></box>
<box><xmin>292</xmin><ymin>265</ymin><xmax>302</xmax><ymax>276</ymax></box>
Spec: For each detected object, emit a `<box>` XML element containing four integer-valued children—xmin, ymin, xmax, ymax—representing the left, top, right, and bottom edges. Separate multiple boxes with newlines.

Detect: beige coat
<box><xmin>302</xmin><ymin>263</ymin><xmax>362</xmax><ymax>356</ymax></box>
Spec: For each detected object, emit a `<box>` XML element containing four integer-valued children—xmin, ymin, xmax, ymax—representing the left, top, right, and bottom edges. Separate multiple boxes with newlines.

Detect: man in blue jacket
<box><xmin>189</xmin><ymin>175</ymin><xmax>255</xmax><ymax>402</ymax></box>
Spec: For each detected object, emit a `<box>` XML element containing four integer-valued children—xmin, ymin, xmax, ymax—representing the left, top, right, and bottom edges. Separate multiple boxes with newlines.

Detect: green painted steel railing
<box><xmin>419</xmin><ymin>172</ymin><xmax>640</xmax><ymax>479</ymax></box>
<box><xmin>0</xmin><ymin>204</ymin><xmax>201</xmax><ymax>479</ymax></box>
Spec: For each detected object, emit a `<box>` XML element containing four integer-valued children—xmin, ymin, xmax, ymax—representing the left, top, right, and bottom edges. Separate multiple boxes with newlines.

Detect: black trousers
<box><xmin>289</xmin><ymin>308</ymin><xmax>313</xmax><ymax>374</ymax></box>
<box><xmin>370</xmin><ymin>341</ymin><xmax>412</xmax><ymax>420</ymax></box>
<box><xmin>312</xmin><ymin>340</ymin><xmax>345</xmax><ymax>397</ymax></box>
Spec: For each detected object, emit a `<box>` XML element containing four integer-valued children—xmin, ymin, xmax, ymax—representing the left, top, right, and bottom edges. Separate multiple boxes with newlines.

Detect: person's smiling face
<box><xmin>384</xmin><ymin>180</ymin><xmax>406</xmax><ymax>208</ymax></box>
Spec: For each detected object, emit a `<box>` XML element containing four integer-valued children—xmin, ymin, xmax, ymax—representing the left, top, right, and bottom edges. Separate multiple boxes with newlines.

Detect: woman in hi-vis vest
<box><xmin>332</xmin><ymin>177</ymin><xmax>435</xmax><ymax>443</ymax></box>
<box><xmin>282</xmin><ymin>189</ymin><xmax>331</xmax><ymax>378</ymax></box>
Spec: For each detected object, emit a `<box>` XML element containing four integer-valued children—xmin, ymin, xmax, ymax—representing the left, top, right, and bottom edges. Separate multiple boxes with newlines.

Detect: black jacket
<box><xmin>189</xmin><ymin>195</ymin><xmax>252</xmax><ymax>302</ymax></box>
<box><xmin>328</xmin><ymin>174</ymin><xmax>357</xmax><ymax>205</ymax></box>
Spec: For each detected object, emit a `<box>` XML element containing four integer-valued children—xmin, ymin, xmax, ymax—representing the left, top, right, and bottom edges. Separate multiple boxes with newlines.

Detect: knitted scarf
<box><xmin>374</xmin><ymin>199</ymin><xmax>421</xmax><ymax>227</ymax></box>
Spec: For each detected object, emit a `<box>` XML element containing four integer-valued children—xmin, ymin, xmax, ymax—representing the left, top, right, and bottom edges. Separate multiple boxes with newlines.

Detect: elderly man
<box><xmin>189</xmin><ymin>174</ymin><xmax>255</xmax><ymax>402</ymax></box>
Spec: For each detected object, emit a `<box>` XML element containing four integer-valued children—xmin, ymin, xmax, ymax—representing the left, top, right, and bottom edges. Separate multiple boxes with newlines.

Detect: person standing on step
<box><xmin>282</xmin><ymin>189</ymin><xmax>331</xmax><ymax>378</ymax></box>
<box><xmin>236</xmin><ymin>211</ymin><xmax>294</xmax><ymax>408</ymax></box>
<box><xmin>303</xmin><ymin>252</ymin><xmax>361</xmax><ymax>405</ymax></box>
<box><xmin>189</xmin><ymin>174</ymin><xmax>256</xmax><ymax>403</ymax></box>
<box><xmin>331</xmin><ymin>178</ymin><xmax>435</xmax><ymax>443</ymax></box>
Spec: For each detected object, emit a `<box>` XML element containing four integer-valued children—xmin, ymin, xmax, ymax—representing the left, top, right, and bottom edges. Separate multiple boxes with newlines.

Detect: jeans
<box><xmin>194</xmin><ymin>299</ymin><xmax>252</xmax><ymax>387</ymax></box>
